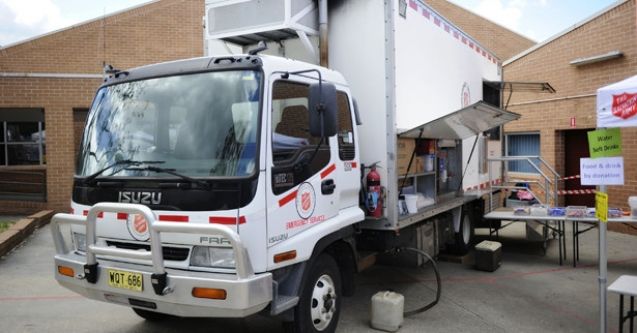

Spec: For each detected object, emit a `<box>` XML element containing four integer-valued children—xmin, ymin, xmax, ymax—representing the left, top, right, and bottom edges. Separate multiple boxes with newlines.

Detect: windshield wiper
<box><xmin>83</xmin><ymin>159</ymin><xmax>165</xmax><ymax>185</ymax></box>
<box><xmin>124</xmin><ymin>166</ymin><xmax>211</xmax><ymax>189</ymax></box>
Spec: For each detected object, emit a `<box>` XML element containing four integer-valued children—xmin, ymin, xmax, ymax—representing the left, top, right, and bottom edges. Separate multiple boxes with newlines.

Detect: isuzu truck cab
<box><xmin>52</xmin><ymin>1</ymin><xmax>520</xmax><ymax>332</ymax></box>
<box><xmin>53</xmin><ymin>55</ymin><xmax>365</xmax><ymax>331</ymax></box>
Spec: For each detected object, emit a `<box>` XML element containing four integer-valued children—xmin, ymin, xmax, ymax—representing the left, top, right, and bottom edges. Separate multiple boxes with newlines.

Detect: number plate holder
<box><xmin>107</xmin><ymin>269</ymin><xmax>143</xmax><ymax>292</ymax></box>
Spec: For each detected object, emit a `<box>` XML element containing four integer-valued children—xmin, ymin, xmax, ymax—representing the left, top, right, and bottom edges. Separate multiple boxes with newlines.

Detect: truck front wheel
<box><xmin>285</xmin><ymin>254</ymin><xmax>342</xmax><ymax>333</ymax></box>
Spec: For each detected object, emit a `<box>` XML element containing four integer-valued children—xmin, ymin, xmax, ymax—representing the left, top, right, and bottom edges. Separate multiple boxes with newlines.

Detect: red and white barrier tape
<box><xmin>465</xmin><ymin>179</ymin><xmax>593</xmax><ymax>195</ymax></box>
<box><xmin>464</xmin><ymin>179</ymin><xmax>502</xmax><ymax>192</ymax></box>
<box><xmin>503</xmin><ymin>186</ymin><xmax>595</xmax><ymax>196</ymax></box>
<box><xmin>556</xmin><ymin>189</ymin><xmax>596</xmax><ymax>195</ymax></box>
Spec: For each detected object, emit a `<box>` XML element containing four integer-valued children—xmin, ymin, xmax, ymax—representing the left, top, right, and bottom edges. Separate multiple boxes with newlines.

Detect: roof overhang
<box><xmin>570</xmin><ymin>50</ymin><xmax>623</xmax><ymax>66</ymax></box>
<box><xmin>398</xmin><ymin>101</ymin><xmax>521</xmax><ymax>140</ymax></box>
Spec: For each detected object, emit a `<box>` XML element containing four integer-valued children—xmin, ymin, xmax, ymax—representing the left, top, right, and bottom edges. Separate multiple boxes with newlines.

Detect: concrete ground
<box><xmin>1</xmin><ymin>222</ymin><xmax>636</xmax><ymax>333</ymax></box>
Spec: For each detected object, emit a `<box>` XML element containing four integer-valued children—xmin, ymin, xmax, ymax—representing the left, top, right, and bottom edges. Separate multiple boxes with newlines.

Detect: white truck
<box><xmin>51</xmin><ymin>0</ymin><xmax>519</xmax><ymax>332</ymax></box>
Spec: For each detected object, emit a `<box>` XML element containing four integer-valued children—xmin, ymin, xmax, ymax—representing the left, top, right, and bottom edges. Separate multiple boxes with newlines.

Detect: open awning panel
<box><xmin>398</xmin><ymin>101</ymin><xmax>520</xmax><ymax>140</ymax></box>
<box><xmin>484</xmin><ymin>81</ymin><xmax>556</xmax><ymax>94</ymax></box>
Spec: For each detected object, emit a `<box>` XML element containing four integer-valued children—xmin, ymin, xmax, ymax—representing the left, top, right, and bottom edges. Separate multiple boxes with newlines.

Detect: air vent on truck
<box><xmin>105</xmin><ymin>241</ymin><xmax>189</xmax><ymax>261</ymax></box>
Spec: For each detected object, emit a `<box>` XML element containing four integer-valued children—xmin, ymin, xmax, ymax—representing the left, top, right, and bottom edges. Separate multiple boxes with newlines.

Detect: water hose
<box><xmin>395</xmin><ymin>247</ymin><xmax>442</xmax><ymax>316</ymax></box>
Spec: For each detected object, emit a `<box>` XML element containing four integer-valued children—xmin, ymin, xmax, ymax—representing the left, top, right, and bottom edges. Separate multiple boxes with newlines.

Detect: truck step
<box><xmin>271</xmin><ymin>295</ymin><xmax>299</xmax><ymax>315</ymax></box>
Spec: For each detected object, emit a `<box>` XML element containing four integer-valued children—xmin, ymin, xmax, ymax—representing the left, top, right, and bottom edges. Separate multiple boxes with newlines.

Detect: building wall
<box><xmin>0</xmin><ymin>0</ymin><xmax>204</xmax><ymax>213</ymax></box>
<box><xmin>425</xmin><ymin>0</ymin><xmax>536</xmax><ymax>60</ymax></box>
<box><xmin>504</xmin><ymin>0</ymin><xmax>637</xmax><ymax>233</ymax></box>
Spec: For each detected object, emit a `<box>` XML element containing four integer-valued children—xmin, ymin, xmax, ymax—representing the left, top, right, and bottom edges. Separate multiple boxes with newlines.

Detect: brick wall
<box><xmin>504</xmin><ymin>0</ymin><xmax>637</xmax><ymax>233</ymax></box>
<box><xmin>0</xmin><ymin>0</ymin><xmax>204</xmax><ymax>213</ymax></box>
<box><xmin>426</xmin><ymin>0</ymin><xmax>536</xmax><ymax>60</ymax></box>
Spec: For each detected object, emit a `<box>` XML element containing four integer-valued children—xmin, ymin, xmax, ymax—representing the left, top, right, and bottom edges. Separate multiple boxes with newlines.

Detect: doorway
<box><xmin>564</xmin><ymin>129</ymin><xmax>595</xmax><ymax>207</ymax></box>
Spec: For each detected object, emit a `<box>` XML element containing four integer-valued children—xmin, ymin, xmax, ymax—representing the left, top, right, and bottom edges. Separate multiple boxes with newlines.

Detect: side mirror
<box><xmin>308</xmin><ymin>82</ymin><xmax>338</xmax><ymax>138</ymax></box>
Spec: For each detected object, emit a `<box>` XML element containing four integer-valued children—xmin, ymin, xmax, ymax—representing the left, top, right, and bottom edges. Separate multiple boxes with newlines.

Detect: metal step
<box><xmin>271</xmin><ymin>295</ymin><xmax>299</xmax><ymax>315</ymax></box>
<box><xmin>270</xmin><ymin>279</ymin><xmax>300</xmax><ymax>315</ymax></box>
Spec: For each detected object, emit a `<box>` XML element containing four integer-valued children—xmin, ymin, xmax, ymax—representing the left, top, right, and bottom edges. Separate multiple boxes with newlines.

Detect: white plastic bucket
<box><xmin>425</xmin><ymin>154</ymin><xmax>435</xmax><ymax>172</ymax></box>
<box><xmin>404</xmin><ymin>194</ymin><xmax>418</xmax><ymax>214</ymax></box>
<box><xmin>629</xmin><ymin>196</ymin><xmax>637</xmax><ymax>216</ymax></box>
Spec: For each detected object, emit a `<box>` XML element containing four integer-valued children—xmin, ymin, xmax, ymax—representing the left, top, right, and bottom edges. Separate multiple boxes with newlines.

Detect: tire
<box><xmin>132</xmin><ymin>308</ymin><xmax>171</xmax><ymax>321</ymax></box>
<box><xmin>285</xmin><ymin>254</ymin><xmax>342</xmax><ymax>333</ymax></box>
<box><xmin>449</xmin><ymin>208</ymin><xmax>474</xmax><ymax>255</ymax></box>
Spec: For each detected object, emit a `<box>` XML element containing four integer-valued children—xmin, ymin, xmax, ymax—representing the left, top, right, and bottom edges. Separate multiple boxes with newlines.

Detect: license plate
<box><xmin>107</xmin><ymin>269</ymin><xmax>143</xmax><ymax>292</ymax></box>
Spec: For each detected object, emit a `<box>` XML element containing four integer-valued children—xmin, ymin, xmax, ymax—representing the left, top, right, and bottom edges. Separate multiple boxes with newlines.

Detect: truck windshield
<box><xmin>76</xmin><ymin>70</ymin><xmax>262</xmax><ymax>179</ymax></box>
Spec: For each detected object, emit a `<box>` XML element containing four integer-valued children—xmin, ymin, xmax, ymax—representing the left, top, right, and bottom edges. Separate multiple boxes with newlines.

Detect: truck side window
<box><xmin>337</xmin><ymin>92</ymin><xmax>355</xmax><ymax>160</ymax></box>
<box><xmin>271</xmin><ymin>80</ymin><xmax>330</xmax><ymax>194</ymax></box>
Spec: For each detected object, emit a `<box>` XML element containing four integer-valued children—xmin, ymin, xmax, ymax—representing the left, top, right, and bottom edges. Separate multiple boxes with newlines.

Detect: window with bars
<box><xmin>0</xmin><ymin>109</ymin><xmax>46</xmax><ymax>166</ymax></box>
<box><xmin>506</xmin><ymin>133</ymin><xmax>540</xmax><ymax>173</ymax></box>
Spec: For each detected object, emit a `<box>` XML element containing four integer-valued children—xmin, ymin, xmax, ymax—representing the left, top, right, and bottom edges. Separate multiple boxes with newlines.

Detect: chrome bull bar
<box><xmin>51</xmin><ymin>202</ymin><xmax>254</xmax><ymax>295</ymax></box>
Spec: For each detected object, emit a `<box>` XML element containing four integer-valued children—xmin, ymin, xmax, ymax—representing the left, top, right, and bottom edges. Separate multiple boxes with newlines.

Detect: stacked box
<box><xmin>397</xmin><ymin>138</ymin><xmax>426</xmax><ymax>175</ymax></box>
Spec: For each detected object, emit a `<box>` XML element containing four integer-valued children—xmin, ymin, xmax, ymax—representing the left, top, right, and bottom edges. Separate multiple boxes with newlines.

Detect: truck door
<box><xmin>265</xmin><ymin>77</ymin><xmax>340</xmax><ymax>247</ymax></box>
<box><xmin>335</xmin><ymin>91</ymin><xmax>360</xmax><ymax>210</ymax></box>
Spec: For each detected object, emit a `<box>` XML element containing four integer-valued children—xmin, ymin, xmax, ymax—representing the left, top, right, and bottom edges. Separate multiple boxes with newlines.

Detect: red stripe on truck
<box><xmin>117</xmin><ymin>213</ymin><xmax>129</xmax><ymax>220</ymax></box>
<box><xmin>82</xmin><ymin>210</ymin><xmax>103</xmax><ymax>218</ymax></box>
<box><xmin>320</xmin><ymin>164</ymin><xmax>336</xmax><ymax>179</ymax></box>
<box><xmin>158</xmin><ymin>215</ymin><xmax>189</xmax><ymax>222</ymax></box>
<box><xmin>278</xmin><ymin>190</ymin><xmax>297</xmax><ymax>207</ymax></box>
<box><xmin>209</xmin><ymin>216</ymin><xmax>246</xmax><ymax>225</ymax></box>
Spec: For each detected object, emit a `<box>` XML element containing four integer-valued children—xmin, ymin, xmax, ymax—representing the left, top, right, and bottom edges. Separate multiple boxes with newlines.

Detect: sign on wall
<box><xmin>580</xmin><ymin>156</ymin><xmax>624</xmax><ymax>186</ymax></box>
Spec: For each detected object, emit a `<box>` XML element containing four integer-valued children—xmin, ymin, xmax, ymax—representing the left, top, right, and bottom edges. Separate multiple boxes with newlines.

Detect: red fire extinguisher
<box><xmin>366</xmin><ymin>163</ymin><xmax>383</xmax><ymax>218</ymax></box>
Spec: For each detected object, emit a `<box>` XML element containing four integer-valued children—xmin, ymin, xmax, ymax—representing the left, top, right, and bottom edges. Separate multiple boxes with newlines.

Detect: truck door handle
<box><xmin>321</xmin><ymin>179</ymin><xmax>336</xmax><ymax>195</ymax></box>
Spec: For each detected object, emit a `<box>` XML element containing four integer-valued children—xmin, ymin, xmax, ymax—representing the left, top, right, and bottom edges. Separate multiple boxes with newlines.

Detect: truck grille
<box><xmin>105</xmin><ymin>241</ymin><xmax>190</xmax><ymax>261</ymax></box>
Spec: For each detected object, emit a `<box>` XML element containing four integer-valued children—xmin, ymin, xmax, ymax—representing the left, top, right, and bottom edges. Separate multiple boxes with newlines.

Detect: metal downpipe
<box><xmin>319</xmin><ymin>0</ymin><xmax>328</xmax><ymax>67</ymax></box>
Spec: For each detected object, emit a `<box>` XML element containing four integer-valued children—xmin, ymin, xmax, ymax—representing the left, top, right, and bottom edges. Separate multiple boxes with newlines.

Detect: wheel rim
<box><xmin>462</xmin><ymin>215</ymin><xmax>471</xmax><ymax>244</ymax></box>
<box><xmin>310</xmin><ymin>274</ymin><xmax>337</xmax><ymax>331</ymax></box>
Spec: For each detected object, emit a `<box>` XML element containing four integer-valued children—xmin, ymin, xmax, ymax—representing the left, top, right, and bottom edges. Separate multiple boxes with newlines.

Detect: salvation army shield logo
<box><xmin>127</xmin><ymin>214</ymin><xmax>150</xmax><ymax>241</ymax></box>
<box><xmin>612</xmin><ymin>93</ymin><xmax>637</xmax><ymax>119</ymax></box>
<box><xmin>461</xmin><ymin>82</ymin><xmax>471</xmax><ymax>107</ymax></box>
<box><xmin>295</xmin><ymin>182</ymin><xmax>316</xmax><ymax>219</ymax></box>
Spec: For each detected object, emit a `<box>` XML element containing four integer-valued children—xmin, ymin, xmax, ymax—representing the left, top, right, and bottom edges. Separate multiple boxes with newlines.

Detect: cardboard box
<box><xmin>397</xmin><ymin>138</ymin><xmax>415</xmax><ymax>176</ymax></box>
<box><xmin>398</xmin><ymin>138</ymin><xmax>428</xmax><ymax>175</ymax></box>
<box><xmin>414</xmin><ymin>155</ymin><xmax>425</xmax><ymax>174</ymax></box>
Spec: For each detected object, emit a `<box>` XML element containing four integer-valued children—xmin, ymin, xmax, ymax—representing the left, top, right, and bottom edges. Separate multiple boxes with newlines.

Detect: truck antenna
<box><xmin>248</xmin><ymin>41</ymin><xmax>268</xmax><ymax>55</ymax></box>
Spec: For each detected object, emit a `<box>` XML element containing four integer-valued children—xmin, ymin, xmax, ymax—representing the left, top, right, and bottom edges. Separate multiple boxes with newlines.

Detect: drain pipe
<box><xmin>319</xmin><ymin>0</ymin><xmax>329</xmax><ymax>67</ymax></box>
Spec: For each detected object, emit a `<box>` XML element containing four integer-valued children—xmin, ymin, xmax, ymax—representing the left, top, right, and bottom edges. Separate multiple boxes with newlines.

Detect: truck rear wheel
<box><xmin>132</xmin><ymin>308</ymin><xmax>170</xmax><ymax>321</ymax></box>
<box><xmin>285</xmin><ymin>254</ymin><xmax>342</xmax><ymax>333</ymax></box>
<box><xmin>449</xmin><ymin>209</ymin><xmax>474</xmax><ymax>255</ymax></box>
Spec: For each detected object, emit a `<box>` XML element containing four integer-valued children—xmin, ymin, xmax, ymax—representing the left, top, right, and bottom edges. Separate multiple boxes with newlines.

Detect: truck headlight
<box><xmin>72</xmin><ymin>232</ymin><xmax>86</xmax><ymax>253</ymax></box>
<box><xmin>190</xmin><ymin>246</ymin><xmax>235</xmax><ymax>269</ymax></box>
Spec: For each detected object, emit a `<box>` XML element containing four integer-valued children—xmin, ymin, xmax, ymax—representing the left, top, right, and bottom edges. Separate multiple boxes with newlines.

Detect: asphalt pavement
<box><xmin>1</xmin><ymin>222</ymin><xmax>636</xmax><ymax>333</ymax></box>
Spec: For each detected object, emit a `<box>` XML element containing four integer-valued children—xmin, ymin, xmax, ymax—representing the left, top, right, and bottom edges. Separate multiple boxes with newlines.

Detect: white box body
<box><xmin>204</xmin><ymin>0</ymin><xmax>504</xmax><ymax>230</ymax></box>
